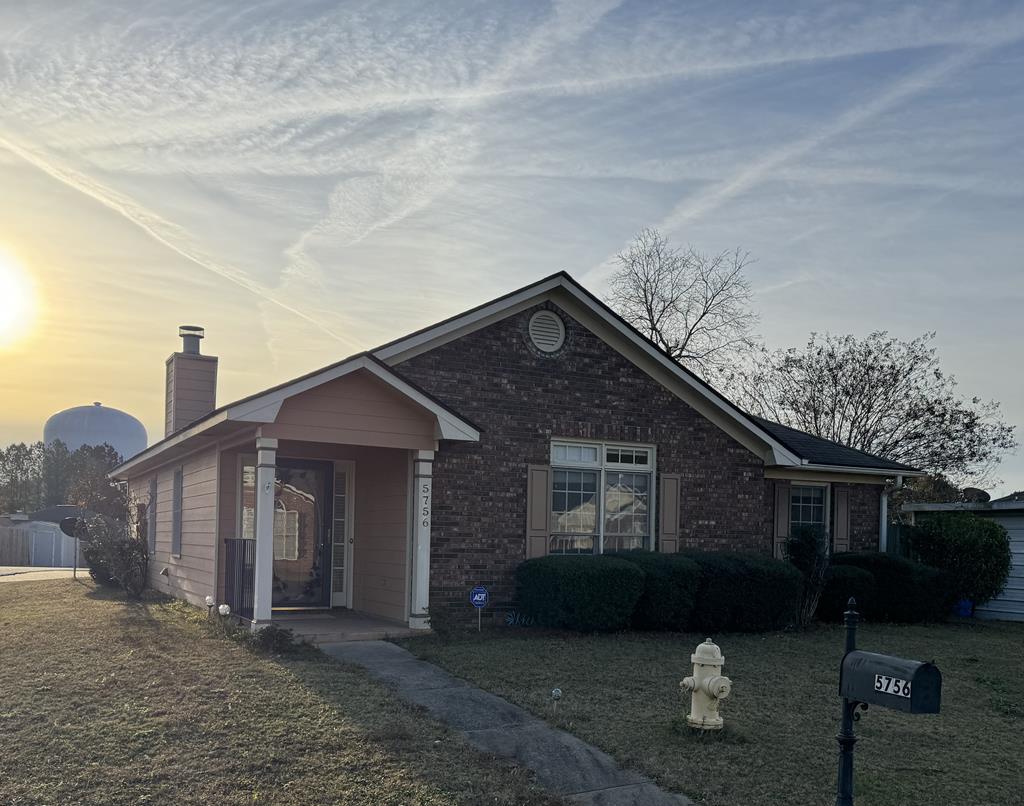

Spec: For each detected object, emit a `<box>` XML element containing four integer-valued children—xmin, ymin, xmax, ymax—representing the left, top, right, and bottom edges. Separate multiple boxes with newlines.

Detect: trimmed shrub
<box><xmin>609</xmin><ymin>551</ymin><xmax>701</xmax><ymax>630</ymax></box>
<box><xmin>831</xmin><ymin>552</ymin><xmax>954</xmax><ymax>623</ymax></box>
<box><xmin>515</xmin><ymin>555</ymin><xmax>644</xmax><ymax>632</ymax></box>
<box><xmin>683</xmin><ymin>551</ymin><xmax>803</xmax><ymax>632</ymax></box>
<box><xmin>817</xmin><ymin>565</ymin><xmax>877</xmax><ymax>622</ymax></box>
<box><xmin>908</xmin><ymin>513</ymin><xmax>1012</xmax><ymax>607</ymax></box>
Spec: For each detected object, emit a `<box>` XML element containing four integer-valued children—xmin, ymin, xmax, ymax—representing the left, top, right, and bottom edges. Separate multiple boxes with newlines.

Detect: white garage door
<box><xmin>975</xmin><ymin>513</ymin><xmax>1024</xmax><ymax>622</ymax></box>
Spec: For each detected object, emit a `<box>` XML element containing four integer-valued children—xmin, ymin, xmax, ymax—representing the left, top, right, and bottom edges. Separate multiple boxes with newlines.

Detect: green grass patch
<box><xmin>399</xmin><ymin>620</ymin><xmax>1024</xmax><ymax>806</ymax></box>
<box><xmin>0</xmin><ymin>580</ymin><xmax>560</xmax><ymax>805</ymax></box>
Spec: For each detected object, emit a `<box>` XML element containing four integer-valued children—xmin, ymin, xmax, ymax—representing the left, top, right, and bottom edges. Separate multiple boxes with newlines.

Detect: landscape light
<box><xmin>218</xmin><ymin>604</ymin><xmax>231</xmax><ymax>617</ymax></box>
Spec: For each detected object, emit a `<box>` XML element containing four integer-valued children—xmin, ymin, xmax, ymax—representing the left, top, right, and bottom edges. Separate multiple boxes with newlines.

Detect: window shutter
<box><xmin>526</xmin><ymin>464</ymin><xmax>550</xmax><ymax>559</ymax></box>
<box><xmin>171</xmin><ymin>467</ymin><xmax>183</xmax><ymax>557</ymax></box>
<box><xmin>658</xmin><ymin>473</ymin><xmax>681</xmax><ymax>553</ymax></box>
<box><xmin>773</xmin><ymin>481</ymin><xmax>791</xmax><ymax>559</ymax></box>
<box><xmin>833</xmin><ymin>487</ymin><xmax>851</xmax><ymax>554</ymax></box>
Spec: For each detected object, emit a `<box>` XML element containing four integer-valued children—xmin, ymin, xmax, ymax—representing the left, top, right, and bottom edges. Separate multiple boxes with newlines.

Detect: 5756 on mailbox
<box><xmin>840</xmin><ymin>651</ymin><xmax>941</xmax><ymax>715</ymax></box>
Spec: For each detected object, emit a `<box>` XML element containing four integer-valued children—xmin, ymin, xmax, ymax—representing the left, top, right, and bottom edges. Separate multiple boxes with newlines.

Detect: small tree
<box><xmin>787</xmin><ymin>525</ymin><xmax>830</xmax><ymax>627</ymax></box>
<box><xmin>78</xmin><ymin>501</ymin><xmax>148</xmax><ymax>599</ymax></box>
<box><xmin>606</xmin><ymin>228</ymin><xmax>758</xmax><ymax>378</ymax></box>
<box><xmin>909</xmin><ymin>513</ymin><xmax>1011</xmax><ymax>608</ymax></box>
<box><xmin>729</xmin><ymin>332</ymin><xmax>1016</xmax><ymax>487</ymax></box>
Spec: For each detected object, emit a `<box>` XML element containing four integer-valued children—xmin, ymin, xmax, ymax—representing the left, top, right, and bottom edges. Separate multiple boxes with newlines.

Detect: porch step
<box><xmin>273</xmin><ymin>611</ymin><xmax>422</xmax><ymax>644</ymax></box>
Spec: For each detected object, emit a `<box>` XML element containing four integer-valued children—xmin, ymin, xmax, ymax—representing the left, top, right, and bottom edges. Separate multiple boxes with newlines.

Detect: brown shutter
<box><xmin>773</xmin><ymin>481</ymin><xmax>791</xmax><ymax>559</ymax></box>
<box><xmin>833</xmin><ymin>487</ymin><xmax>851</xmax><ymax>554</ymax></box>
<box><xmin>526</xmin><ymin>464</ymin><xmax>551</xmax><ymax>559</ymax></box>
<box><xmin>658</xmin><ymin>473</ymin><xmax>681</xmax><ymax>553</ymax></box>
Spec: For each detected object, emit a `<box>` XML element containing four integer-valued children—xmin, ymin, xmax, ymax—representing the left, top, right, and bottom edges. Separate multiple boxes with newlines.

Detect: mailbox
<box><xmin>839</xmin><ymin>650</ymin><xmax>941</xmax><ymax>714</ymax></box>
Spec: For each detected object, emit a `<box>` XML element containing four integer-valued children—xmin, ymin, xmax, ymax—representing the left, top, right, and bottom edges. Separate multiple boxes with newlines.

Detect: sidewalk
<box><xmin>321</xmin><ymin>640</ymin><xmax>691</xmax><ymax>806</ymax></box>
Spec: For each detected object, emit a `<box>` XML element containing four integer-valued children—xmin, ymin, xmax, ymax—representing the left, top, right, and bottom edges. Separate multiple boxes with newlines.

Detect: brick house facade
<box><xmin>397</xmin><ymin>300</ymin><xmax>892</xmax><ymax>618</ymax></box>
<box><xmin>114</xmin><ymin>272</ymin><xmax>916</xmax><ymax>630</ymax></box>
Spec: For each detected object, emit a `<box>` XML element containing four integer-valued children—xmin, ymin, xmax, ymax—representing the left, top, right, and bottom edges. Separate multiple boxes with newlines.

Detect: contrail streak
<box><xmin>0</xmin><ymin>132</ymin><xmax>350</xmax><ymax>345</ymax></box>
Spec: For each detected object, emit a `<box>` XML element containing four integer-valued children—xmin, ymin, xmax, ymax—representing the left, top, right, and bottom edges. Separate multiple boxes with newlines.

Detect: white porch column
<box><xmin>409</xmin><ymin>449</ymin><xmax>434</xmax><ymax>630</ymax></box>
<box><xmin>252</xmin><ymin>436</ymin><xmax>278</xmax><ymax>627</ymax></box>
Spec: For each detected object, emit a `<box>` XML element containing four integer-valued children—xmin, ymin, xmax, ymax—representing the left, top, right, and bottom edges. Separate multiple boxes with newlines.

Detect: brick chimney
<box><xmin>165</xmin><ymin>325</ymin><xmax>217</xmax><ymax>437</ymax></box>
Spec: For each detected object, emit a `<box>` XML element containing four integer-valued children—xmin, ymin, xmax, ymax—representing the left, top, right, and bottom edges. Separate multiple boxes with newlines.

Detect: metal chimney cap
<box><xmin>178</xmin><ymin>325</ymin><xmax>205</xmax><ymax>339</ymax></box>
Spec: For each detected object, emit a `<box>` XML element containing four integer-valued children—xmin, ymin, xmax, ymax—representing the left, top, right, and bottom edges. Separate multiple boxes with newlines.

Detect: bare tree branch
<box><xmin>605</xmin><ymin>228</ymin><xmax>758</xmax><ymax>378</ymax></box>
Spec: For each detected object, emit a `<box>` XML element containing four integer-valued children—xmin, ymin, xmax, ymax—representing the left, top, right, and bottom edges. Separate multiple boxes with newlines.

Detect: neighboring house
<box><xmin>903</xmin><ymin>494</ymin><xmax>1024</xmax><ymax>622</ymax></box>
<box><xmin>111</xmin><ymin>273</ymin><xmax>920</xmax><ymax>629</ymax></box>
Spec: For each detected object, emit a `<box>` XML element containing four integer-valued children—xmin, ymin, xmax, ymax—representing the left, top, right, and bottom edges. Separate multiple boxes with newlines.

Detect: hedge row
<box><xmin>516</xmin><ymin>550</ymin><xmax>802</xmax><ymax>633</ymax></box>
<box><xmin>819</xmin><ymin>552</ymin><xmax>957</xmax><ymax>623</ymax></box>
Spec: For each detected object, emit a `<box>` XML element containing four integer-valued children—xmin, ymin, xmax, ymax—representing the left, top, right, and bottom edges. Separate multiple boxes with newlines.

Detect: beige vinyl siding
<box><xmin>351</xmin><ymin>448</ymin><xmax>409</xmax><ymax>622</ymax></box>
<box><xmin>262</xmin><ymin>369</ymin><xmax>436</xmax><ymax>450</ymax></box>
<box><xmin>136</xmin><ymin>447</ymin><xmax>219</xmax><ymax>605</ymax></box>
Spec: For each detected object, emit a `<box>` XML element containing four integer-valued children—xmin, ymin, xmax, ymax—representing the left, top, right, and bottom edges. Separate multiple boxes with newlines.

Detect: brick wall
<box><xmin>397</xmin><ymin>302</ymin><xmax>770</xmax><ymax>618</ymax></box>
<box><xmin>847</xmin><ymin>482</ymin><xmax>883</xmax><ymax>552</ymax></box>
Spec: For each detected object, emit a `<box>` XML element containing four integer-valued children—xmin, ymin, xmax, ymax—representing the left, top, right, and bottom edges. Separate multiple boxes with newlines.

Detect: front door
<box><xmin>270</xmin><ymin>459</ymin><xmax>333</xmax><ymax>608</ymax></box>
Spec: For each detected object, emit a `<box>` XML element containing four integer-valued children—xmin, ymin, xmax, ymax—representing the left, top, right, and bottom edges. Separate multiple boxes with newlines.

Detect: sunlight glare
<box><xmin>0</xmin><ymin>246</ymin><xmax>37</xmax><ymax>348</ymax></box>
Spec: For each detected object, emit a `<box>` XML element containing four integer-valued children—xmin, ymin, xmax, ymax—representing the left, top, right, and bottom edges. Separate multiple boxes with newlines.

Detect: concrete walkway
<box><xmin>321</xmin><ymin>640</ymin><xmax>691</xmax><ymax>806</ymax></box>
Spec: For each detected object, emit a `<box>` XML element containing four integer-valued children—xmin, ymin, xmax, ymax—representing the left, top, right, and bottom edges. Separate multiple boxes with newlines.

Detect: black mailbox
<box><xmin>840</xmin><ymin>650</ymin><xmax>941</xmax><ymax>714</ymax></box>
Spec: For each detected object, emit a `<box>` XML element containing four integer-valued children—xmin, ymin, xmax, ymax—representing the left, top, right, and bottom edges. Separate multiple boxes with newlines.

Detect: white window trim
<box><xmin>549</xmin><ymin>438</ymin><xmax>657</xmax><ymax>553</ymax></box>
<box><xmin>789</xmin><ymin>481</ymin><xmax>831</xmax><ymax>536</ymax></box>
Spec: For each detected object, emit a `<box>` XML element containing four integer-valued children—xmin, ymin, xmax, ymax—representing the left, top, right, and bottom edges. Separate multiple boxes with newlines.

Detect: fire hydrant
<box><xmin>680</xmin><ymin>638</ymin><xmax>732</xmax><ymax>730</ymax></box>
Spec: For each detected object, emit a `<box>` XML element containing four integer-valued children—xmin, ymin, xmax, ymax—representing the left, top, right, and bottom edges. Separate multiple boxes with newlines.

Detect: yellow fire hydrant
<box><xmin>680</xmin><ymin>638</ymin><xmax>732</xmax><ymax>730</ymax></box>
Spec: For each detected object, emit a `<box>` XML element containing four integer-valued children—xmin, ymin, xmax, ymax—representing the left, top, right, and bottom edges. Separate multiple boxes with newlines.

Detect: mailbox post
<box><xmin>835</xmin><ymin>598</ymin><xmax>942</xmax><ymax>806</ymax></box>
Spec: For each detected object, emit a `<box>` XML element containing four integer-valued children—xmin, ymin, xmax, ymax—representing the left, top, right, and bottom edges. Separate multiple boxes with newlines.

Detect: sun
<box><xmin>0</xmin><ymin>247</ymin><xmax>37</xmax><ymax>348</ymax></box>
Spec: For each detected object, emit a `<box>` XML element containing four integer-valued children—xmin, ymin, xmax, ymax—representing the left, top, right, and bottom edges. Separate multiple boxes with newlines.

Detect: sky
<box><xmin>0</xmin><ymin>0</ymin><xmax>1021</xmax><ymax>494</ymax></box>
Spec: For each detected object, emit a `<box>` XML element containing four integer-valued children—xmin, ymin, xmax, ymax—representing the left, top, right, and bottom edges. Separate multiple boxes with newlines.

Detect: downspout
<box><xmin>879</xmin><ymin>475</ymin><xmax>904</xmax><ymax>553</ymax></box>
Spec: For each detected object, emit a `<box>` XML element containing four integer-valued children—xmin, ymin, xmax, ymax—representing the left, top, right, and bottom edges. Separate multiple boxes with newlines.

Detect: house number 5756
<box><xmin>420</xmin><ymin>482</ymin><xmax>431</xmax><ymax>528</ymax></box>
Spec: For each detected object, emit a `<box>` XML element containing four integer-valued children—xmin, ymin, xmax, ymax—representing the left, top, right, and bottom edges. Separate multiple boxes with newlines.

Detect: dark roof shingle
<box><xmin>750</xmin><ymin>417</ymin><xmax>918</xmax><ymax>473</ymax></box>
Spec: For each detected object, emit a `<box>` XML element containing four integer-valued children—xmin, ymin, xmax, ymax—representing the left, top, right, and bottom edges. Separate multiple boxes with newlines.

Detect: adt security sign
<box><xmin>470</xmin><ymin>586</ymin><xmax>489</xmax><ymax>608</ymax></box>
<box><xmin>470</xmin><ymin>585</ymin><xmax>489</xmax><ymax>632</ymax></box>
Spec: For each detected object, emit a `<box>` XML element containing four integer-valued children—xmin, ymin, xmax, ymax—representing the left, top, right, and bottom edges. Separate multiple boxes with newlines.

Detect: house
<box><xmin>111</xmin><ymin>273</ymin><xmax>920</xmax><ymax>630</ymax></box>
<box><xmin>902</xmin><ymin>494</ymin><xmax>1024</xmax><ymax>622</ymax></box>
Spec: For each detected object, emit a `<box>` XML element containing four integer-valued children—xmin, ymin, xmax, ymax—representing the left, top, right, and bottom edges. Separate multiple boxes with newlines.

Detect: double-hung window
<box><xmin>790</xmin><ymin>484</ymin><xmax>828</xmax><ymax>533</ymax></box>
<box><xmin>549</xmin><ymin>440</ymin><xmax>654</xmax><ymax>554</ymax></box>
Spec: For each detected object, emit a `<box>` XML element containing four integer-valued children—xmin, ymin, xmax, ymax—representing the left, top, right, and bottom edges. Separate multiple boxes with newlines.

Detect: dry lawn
<box><xmin>402</xmin><ymin>619</ymin><xmax>1024</xmax><ymax>806</ymax></box>
<box><xmin>0</xmin><ymin>579</ymin><xmax>560</xmax><ymax>806</ymax></box>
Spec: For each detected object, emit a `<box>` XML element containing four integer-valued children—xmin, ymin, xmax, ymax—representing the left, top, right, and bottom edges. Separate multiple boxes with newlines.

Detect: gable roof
<box><xmin>111</xmin><ymin>354</ymin><xmax>480</xmax><ymax>477</ymax></box>
<box><xmin>115</xmin><ymin>271</ymin><xmax>921</xmax><ymax>479</ymax></box>
<box><xmin>375</xmin><ymin>271</ymin><xmax>920</xmax><ymax>475</ymax></box>
<box><xmin>750</xmin><ymin>417</ymin><xmax>919</xmax><ymax>473</ymax></box>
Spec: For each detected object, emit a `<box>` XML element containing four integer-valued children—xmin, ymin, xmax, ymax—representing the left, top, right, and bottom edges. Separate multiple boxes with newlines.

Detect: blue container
<box><xmin>955</xmin><ymin>598</ymin><xmax>974</xmax><ymax>617</ymax></box>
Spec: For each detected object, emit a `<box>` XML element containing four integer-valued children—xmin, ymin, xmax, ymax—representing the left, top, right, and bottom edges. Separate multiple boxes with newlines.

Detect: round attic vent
<box><xmin>528</xmin><ymin>310</ymin><xmax>565</xmax><ymax>353</ymax></box>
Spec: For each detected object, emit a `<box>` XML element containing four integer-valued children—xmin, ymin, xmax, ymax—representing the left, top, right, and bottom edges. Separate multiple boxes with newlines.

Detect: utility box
<box><xmin>839</xmin><ymin>650</ymin><xmax>942</xmax><ymax>715</ymax></box>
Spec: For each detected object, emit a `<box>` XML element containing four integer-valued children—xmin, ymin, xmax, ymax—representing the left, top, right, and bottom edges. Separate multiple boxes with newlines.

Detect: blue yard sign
<box><xmin>470</xmin><ymin>586</ymin><xmax>489</xmax><ymax>608</ymax></box>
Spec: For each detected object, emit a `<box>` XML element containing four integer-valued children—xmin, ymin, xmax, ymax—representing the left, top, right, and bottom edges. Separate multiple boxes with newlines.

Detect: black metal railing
<box><xmin>223</xmin><ymin>538</ymin><xmax>256</xmax><ymax>620</ymax></box>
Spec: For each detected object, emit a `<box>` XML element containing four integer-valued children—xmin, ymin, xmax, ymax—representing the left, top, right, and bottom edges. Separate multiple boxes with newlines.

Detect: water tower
<box><xmin>43</xmin><ymin>402</ymin><xmax>148</xmax><ymax>460</ymax></box>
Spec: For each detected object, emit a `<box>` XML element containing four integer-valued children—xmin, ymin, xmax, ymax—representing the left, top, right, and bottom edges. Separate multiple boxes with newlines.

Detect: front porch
<box><xmin>203</xmin><ymin>359</ymin><xmax>479</xmax><ymax>634</ymax></box>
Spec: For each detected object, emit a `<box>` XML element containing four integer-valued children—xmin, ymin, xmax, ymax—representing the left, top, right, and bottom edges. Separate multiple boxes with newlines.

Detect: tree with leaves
<box><xmin>0</xmin><ymin>440</ymin><xmax>124</xmax><ymax>515</ymax></box>
<box><xmin>728</xmin><ymin>331</ymin><xmax>1016</xmax><ymax>487</ymax></box>
<box><xmin>606</xmin><ymin>228</ymin><xmax>757</xmax><ymax>378</ymax></box>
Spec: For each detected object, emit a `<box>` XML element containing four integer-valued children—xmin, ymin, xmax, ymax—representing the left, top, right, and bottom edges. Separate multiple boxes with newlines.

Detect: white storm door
<box><xmin>331</xmin><ymin>461</ymin><xmax>355</xmax><ymax>607</ymax></box>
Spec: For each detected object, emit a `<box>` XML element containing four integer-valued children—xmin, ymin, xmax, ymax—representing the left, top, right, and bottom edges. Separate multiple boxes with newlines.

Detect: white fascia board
<box><xmin>110</xmin><ymin>410</ymin><xmax>230</xmax><ymax>478</ymax></box>
<box><xmin>374</xmin><ymin>276</ymin><xmax>565</xmax><ymax>363</ymax></box>
<box><xmin>375</xmin><ymin>275</ymin><xmax>801</xmax><ymax>466</ymax></box>
<box><xmin>797</xmin><ymin>463</ymin><xmax>925</xmax><ymax>478</ymax></box>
